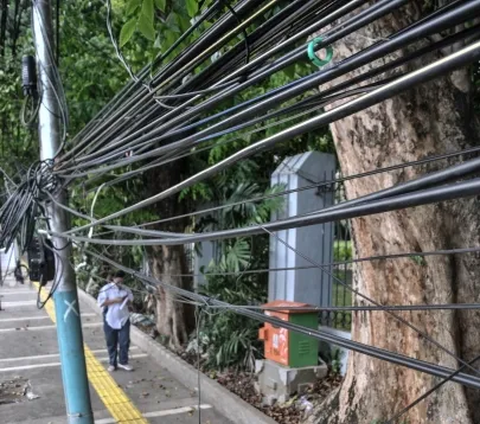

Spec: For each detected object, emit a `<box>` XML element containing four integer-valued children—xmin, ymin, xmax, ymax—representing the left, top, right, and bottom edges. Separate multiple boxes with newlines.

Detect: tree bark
<box><xmin>145</xmin><ymin>159</ymin><xmax>194</xmax><ymax>350</ymax></box>
<box><xmin>150</xmin><ymin>242</ymin><xmax>193</xmax><ymax>349</ymax></box>
<box><xmin>309</xmin><ymin>3</ymin><xmax>480</xmax><ymax>424</ymax></box>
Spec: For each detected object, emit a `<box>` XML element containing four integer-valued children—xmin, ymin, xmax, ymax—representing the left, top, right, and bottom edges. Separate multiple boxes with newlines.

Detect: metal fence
<box><xmin>189</xmin><ymin>170</ymin><xmax>356</xmax><ymax>331</ymax></box>
<box><xmin>319</xmin><ymin>175</ymin><xmax>354</xmax><ymax>331</ymax></box>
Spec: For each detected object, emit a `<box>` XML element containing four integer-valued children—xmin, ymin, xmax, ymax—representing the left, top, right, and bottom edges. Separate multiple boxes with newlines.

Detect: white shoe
<box><xmin>107</xmin><ymin>365</ymin><xmax>116</xmax><ymax>372</ymax></box>
<box><xmin>118</xmin><ymin>363</ymin><xmax>133</xmax><ymax>371</ymax></box>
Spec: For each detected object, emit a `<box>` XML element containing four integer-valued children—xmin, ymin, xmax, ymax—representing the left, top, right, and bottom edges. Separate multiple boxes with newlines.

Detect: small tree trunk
<box><xmin>151</xmin><ymin>244</ymin><xmax>192</xmax><ymax>349</ymax></box>
<box><xmin>309</xmin><ymin>3</ymin><xmax>480</xmax><ymax>424</ymax></box>
<box><xmin>145</xmin><ymin>159</ymin><xmax>193</xmax><ymax>350</ymax></box>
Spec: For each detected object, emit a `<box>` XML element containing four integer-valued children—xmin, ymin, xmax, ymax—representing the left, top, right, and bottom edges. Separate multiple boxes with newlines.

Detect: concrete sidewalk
<box><xmin>0</xmin><ymin>278</ymin><xmax>232</xmax><ymax>424</ymax></box>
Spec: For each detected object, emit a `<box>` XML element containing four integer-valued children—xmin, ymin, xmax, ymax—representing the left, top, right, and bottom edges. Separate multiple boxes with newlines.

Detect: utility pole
<box><xmin>32</xmin><ymin>1</ymin><xmax>94</xmax><ymax>423</ymax></box>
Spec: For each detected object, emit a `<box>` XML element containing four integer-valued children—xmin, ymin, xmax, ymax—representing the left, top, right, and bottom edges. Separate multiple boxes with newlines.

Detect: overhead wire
<box><xmin>259</xmin><ymin>223</ymin><xmax>480</xmax><ymax>378</ymax></box>
<box><xmin>5</xmin><ymin>1</ymin><xmax>480</xmax><ymax>413</ymax></box>
<box><xmin>61</xmin><ymin>0</ymin><xmax>282</xmax><ymax>163</ymax></box>
<box><xmin>78</xmin><ymin>245</ymin><xmax>480</xmax><ymax>313</ymax></box>
<box><xmin>48</xmin><ymin>167</ymin><xmax>480</xmax><ymax>375</ymax></box>
<box><xmin>60</xmin><ymin>0</ymin><xmax>478</xmax><ymax>184</ymax></box>
<box><xmin>83</xmin><ymin>248</ymin><xmax>480</xmax><ymax>390</ymax></box>
<box><xmin>60</xmin><ymin>175</ymin><xmax>480</xmax><ymax>378</ymax></box>
<box><xmin>60</xmin><ymin>0</ymin><xmax>397</xmax><ymax>168</ymax></box>
<box><xmin>62</xmin><ymin>16</ymin><xmax>480</xmax><ymax>186</ymax></box>
<box><xmin>72</xmin><ymin>245</ymin><xmax>480</xmax><ymax>282</ymax></box>
<box><xmin>83</xmin><ymin>135</ymin><xmax>480</xmax><ymax>235</ymax></box>
<box><xmin>385</xmin><ymin>354</ymin><xmax>480</xmax><ymax>424</ymax></box>
<box><xmin>59</xmin><ymin>0</ymin><xmax>223</xmax><ymax>163</ymax></box>
<box><xmin>58</xmin><ymin>37</ymin><xmax>480</xmax><ymax>236</ymax></box>
<box><xmin>78</xmin><ymin>258</ymin><xmax>480</xmax><ymax>313</ymax></box>
<box><xmin>59</xmin><ymin>177</ymin><xmax>480</xmax><ymax>246</ymax></box>
<box><xmin>58</xmin><ymin>0</ymin><xmax>368</xmax><ymax>168</ymax></box>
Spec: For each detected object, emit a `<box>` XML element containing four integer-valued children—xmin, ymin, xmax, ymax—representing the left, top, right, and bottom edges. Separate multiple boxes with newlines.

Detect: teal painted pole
<box><xmin>32</xmin><ymin>1</ymin><xmax>94</xmax><ymax>422</ymax></box>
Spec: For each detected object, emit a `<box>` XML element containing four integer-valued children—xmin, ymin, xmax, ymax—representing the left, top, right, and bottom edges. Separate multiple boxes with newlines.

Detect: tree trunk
<box><xmin>10</xmin><ymin>0</ymin><xmax>21</xmax><ymax>57</ymax></box>
<box><xmin>0</xmin><ymin>0</ymin><xmax>9</xmax><ymax>57</ymax></box>
<box><xmin>309</xmin><ymin>3</ymin><xmax>480</xmax><ymax>424</ymax></box>
<box><xmin>145</xmin><ymin>159</ymin><xmax>194</xmax><ymax>350</ymax></box>
<box><xmin>150</xmin><ymin>243</ymin><xmax>193</xmax><ymax>350</ymax></box>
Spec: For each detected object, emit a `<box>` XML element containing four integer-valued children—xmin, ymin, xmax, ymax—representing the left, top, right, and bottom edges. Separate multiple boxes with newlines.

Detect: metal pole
<box><xmin>32</xmin><ymin>1</ymin><xmax>94</xmax><ymax>423</ymax></box>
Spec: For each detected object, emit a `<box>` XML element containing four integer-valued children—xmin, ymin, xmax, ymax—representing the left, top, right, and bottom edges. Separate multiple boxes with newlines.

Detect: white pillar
<box><xmin>269</xmin><ymin>152</ymin><xmax>336</xmax><ymax>306</ymax></box>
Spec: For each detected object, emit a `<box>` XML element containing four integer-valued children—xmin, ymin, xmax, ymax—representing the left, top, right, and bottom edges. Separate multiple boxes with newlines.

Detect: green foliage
<box><xmin>155</xmin><ymin>0</ymin><xmax>166</xmax><ymax>10</ymax></box>
<box><xmin>222</xmin><ymin>239</ymin><xmax>250</xmax><ymax>273</ymax></box>
<box><xmin>411</xmin><ymin>255</ymin><xmax>426</xmax><ymax>266</ymax></box>
<box><xmin>117</xmin><ymin>0</ymin><xmax>207</xmax><ymax>58</ymax></box>
<box><xmin>187</xmin><ymin>173</ymin><xmax>284</xmax><ymax>369</ymax></box>
<box><xmin>141</xmin><ymin>0</ymin><xmax>154</xmax><ymax>18</ymax></box>
<box><xmin>191</xmin><ymin>256</ymin><xmax>267</xmax><ymax>370</ymax></box>
<box><xmin>70</xmin><ymin>174</ymin><xmax>159</xmax><ymax>275</ymax></box>
<box><xmin>120</xmin><ymin>18</ymin><xmax>137</xmax><ymax>46</ymax></box>
<box><xmin>138</xmin><ymin>12</ymin><xmax>156</xmax><ymax>41</ymax></box>
<box><xmin>185</xmin><ymin>0</ymin><xmax>198</xmax><ymax>18</ymax></box>
<box><xmin>177</xmin><ymin>41</ymin><xmax>334</xmax><ymax>367</ymax></box>
<box><xmin>330</xmin><ymin>347</ymin><xmax>343</xmax><ymax>375</ymax></box>
<box><xmin>58</xmin><ymin>0</ymin><xmax>157</xmax><ymax>277</ymax></box>
<box><xmin>334</xmin><ymin>240</ymin><xmax>352</xmax><ymax>262</ymax></box>
<box><xmin>126</xmin><ymin>0</ymin><xmax>142</xmax><ymax>15</ymax></box>
<box><xmin>0</xmin><ymin>4</ymin><xmax>37</xmax><ymax>178</ymax></box>
<box><xmin>137</xmin><ymin>0</ymin><xmax>155</xmax><ymax>41</ymax></box>
<box><xmin>60</xmin><ymin>0</ymin><xmax>128</xmax><ymax>135</ymax></box>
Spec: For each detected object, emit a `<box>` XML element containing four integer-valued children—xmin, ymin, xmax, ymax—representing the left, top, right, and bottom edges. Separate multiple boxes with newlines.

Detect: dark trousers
<box><xmin>103</xmin><ymin>318</ymin><xmax>130</xmax><ymax>366</ymax></box>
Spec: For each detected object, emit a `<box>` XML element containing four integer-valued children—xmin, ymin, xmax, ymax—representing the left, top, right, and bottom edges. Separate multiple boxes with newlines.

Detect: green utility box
<box><xmin>259</xmin><ymin>300</ymin><xmax>318</xmax><ymax>368</ymax></box>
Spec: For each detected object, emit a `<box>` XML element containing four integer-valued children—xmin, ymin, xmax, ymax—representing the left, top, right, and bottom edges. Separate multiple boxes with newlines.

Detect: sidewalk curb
<box><xmin>77</xmin><ymin>287</ymin><xmax>278</xmax><ymax>424</ymax></box>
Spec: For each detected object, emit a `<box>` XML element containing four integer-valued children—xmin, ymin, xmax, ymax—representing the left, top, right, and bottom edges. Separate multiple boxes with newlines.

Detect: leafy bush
<box><xmin>188</xmin><ymin>238</ymin><xmax>267</xmax><ymax>371</ymax></box>
<box><xmin>186</xmin><ymin>182</ymin><xmax>284</xmax><ymax>371</ymax></box>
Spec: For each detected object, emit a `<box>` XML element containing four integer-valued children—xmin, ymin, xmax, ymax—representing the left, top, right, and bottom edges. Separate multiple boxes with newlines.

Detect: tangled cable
<box><xmin>0</xmin><ymin>160</ymin><xmax>60</xmax><ymax>254</ymax></box>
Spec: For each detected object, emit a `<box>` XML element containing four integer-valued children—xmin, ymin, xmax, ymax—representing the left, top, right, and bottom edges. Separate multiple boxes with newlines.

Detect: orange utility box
<box><xmin>259</xmin><ymin>300</ymin><xmax>318</xmax><ymax>368</ymax></box>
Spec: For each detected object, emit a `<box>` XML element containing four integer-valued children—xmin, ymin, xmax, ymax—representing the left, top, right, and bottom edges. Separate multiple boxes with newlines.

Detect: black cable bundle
<box><xmin>0</xmin><ymin>180</ymin><xmax>38</xmax><ymax>252</ymax></box>
<box><xmin>0</xmin><ymin>160</ymin><xmax>64</xmax><ymax>309</ymax></box>
<box><xmin>0</xmin><ymin>160</ymin><xmax>59</xmax><ymax>254</ymax></box>
<box><xmin>4</xmin><ymin>2</ymin><xmax>480</xmax><ymax>420</ymax></box>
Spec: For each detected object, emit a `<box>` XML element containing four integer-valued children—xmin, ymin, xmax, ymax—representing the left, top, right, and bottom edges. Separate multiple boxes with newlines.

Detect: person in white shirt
<box><xmin>97</xmin><ymin>270</ymin><xmax>134</xmax><ymax>372</ymax></box>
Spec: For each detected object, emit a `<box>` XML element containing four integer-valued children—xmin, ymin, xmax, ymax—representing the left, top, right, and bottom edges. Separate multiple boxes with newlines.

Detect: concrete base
<box><xmin>254</xmin><ymin>359</ymin><xmax>328</xmax><ymax>405</ymax></box>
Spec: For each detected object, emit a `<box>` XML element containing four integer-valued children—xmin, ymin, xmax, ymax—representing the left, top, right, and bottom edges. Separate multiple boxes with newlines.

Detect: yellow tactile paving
<box><xmin>34</xmin><ymin>282</ymin><xmax>148</xmax><ymax>423</ymax></box>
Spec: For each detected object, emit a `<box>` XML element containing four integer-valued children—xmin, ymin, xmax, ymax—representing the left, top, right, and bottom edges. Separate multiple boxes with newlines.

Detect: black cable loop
<box><xmin>219</xmin><ymin>0</ymin><xmax>251</xmax><ymax>65</ymax></box>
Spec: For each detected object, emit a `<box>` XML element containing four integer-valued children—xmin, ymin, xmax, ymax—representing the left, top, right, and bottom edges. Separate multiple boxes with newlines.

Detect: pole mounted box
<box><xmin>27</xmin><ymin>237</ymin><xmax>55</xmax><ymax>285</ymax></box>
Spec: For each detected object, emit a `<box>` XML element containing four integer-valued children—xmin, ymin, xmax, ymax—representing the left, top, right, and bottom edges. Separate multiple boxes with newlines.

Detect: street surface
<box><xmin>0</xmin><ymin>278</ymin><xmax>231</xmax><ymax>424</ymax></box>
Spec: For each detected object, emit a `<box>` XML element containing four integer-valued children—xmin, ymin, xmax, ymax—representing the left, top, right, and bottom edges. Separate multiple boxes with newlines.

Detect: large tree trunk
<box><xmin>145</xmin><ymin>159</ymin><xmax>194</xmax><ymax>350</ymax></box>
<box><xmin>309</xmin><ymin>3</ymin><xmax>480</xmax><ymax>424</ymax></box>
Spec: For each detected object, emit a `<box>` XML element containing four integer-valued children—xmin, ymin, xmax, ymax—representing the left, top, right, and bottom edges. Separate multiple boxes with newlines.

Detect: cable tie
<box><xmin>307</xmin><ymin>36</ymin><xmax>333</xmax><ymax>67</ymax></box>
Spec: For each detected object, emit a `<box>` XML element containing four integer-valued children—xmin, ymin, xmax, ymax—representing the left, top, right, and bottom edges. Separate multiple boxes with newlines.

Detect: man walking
<box><xmin>97</xmin><ymin>270</ymin><xmax>134</xmax><ymax>372</ymax></box>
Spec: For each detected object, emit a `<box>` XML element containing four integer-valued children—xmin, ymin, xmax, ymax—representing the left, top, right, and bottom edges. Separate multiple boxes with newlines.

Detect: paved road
<box><xmin>0</xmin><ymin>278</ymin><xmax>231</xmax><ymax>424</ymax></box>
